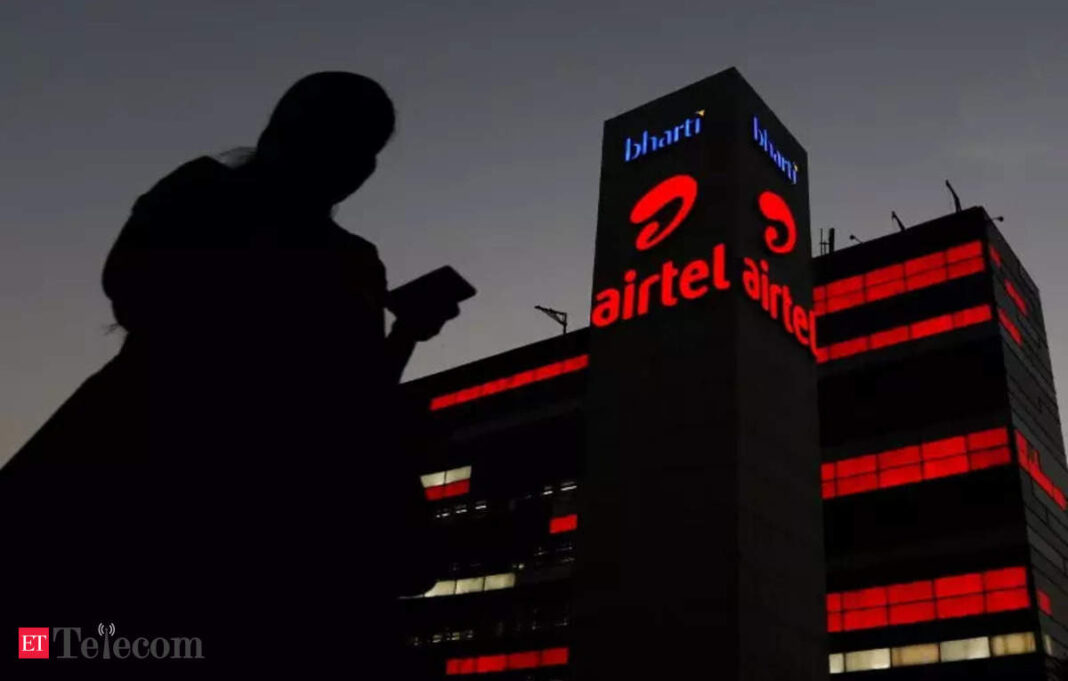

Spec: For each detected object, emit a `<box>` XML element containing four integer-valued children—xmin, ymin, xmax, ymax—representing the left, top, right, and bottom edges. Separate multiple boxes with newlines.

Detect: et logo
<box><xmin>19</xmin><ymin>627</ymin><xmax>49</xmax><ymax>659</ymax></box>
<box><xmin>592</xmin><ymin>174</ymin><xmax>818</xmax><ymax>356</ymax></box>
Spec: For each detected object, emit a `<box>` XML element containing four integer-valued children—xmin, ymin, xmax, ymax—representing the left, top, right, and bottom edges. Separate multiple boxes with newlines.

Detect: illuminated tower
<box><xmin>816</xmin><ymin>207</ymin><xmax>1066</xmax><ymax>678</ymax></box>
<box><xmin>398</xmin><ymin>67</ymin><xmax>826</xmax><ymax>680</ymax></box>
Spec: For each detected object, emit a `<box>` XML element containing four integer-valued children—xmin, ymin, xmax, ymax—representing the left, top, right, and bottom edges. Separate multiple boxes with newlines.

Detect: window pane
<box><xmin>891</xmin><ymin>643</ymin><xmax>939</xmax><ymax>667</ymax></box>
<box><xmin>455</xmin><ymin>577</ymin><xmax>485</xmax><ymax>594</ymax></box>
<box><xmin>845</xmin><ymin>648</ymin><xmax>890</xmax><ymax>671</ymax></box>
<box><xmin>420</xmin><ymin>472</ymin><xmax>445</xmax><ymax>488</ymax></box>
<box><xmin>424</xmin><ymin>580</ymin><xmax>456</xmax><ymax>598</ymax></box>
<box><xmin>444</xmin><ymin>466</ymin><xmax>472</xmax><ymax>483</ymax></box>
<box><xmin>990</xmin><ymin>632</ymin><xmax>1036</xmax><ymax>657</ymax></box>
<box><xmin>940</xmin><ymin>636</ymin><xmax>990</xmax><ymax>662</ymax></box>
<box><xmin>829</xmin><ymin>653</ymin><xmax>844</xmax><ymax>674</ymax></box>
<box><xmin>484</xmin><ymin>573</ymin><xmax>516</xmax><ymax>591</ymax></box>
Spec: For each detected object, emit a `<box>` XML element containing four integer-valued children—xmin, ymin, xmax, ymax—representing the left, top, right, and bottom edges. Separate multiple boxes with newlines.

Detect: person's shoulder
<box><xmin>330</xmin><ymin>223</ymin><xmax>381</xmax><ymax>259</ymax></box>
<box><xmin>133</xmin><ymin>156</ymin><xmax>230</xmax><ymax>213</ymax></box>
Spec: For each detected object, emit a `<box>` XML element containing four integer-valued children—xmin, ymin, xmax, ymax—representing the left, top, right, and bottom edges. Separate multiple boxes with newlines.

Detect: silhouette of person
<box><xmin>2</xmin><ymin>71</ymin><xmax>457</xmax><ymax>675</ymax></box>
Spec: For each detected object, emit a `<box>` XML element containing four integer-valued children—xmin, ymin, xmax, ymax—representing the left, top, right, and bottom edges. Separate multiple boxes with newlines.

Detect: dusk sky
<box><xmin>3</xmin><ymin>1</ymin><xmax>1067</xmax><ymax>465</ymax></box>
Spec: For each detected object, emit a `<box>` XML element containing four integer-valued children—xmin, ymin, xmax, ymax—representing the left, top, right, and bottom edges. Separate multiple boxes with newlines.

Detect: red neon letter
<box><xmin>757</xmin><ymin>190</ymin><xmax>797</xmax><ymax>255</ymax></box>
<box><xmin>630</xmin><ymin>175</ymin><xmax>698</xmax><ymax>251</ymax></box>
<box><xmin>678</xmin><ymin>260</ymin><xmax>710</xmax><ymax>299</ymax></box>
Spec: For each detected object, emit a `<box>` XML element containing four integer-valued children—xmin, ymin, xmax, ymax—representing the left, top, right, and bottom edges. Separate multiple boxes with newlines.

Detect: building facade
<box><xmin>395</xmin><ymin>71</ymin><xmax>1065</xmax><ymax>679</ymax></box>
<box><xmin>817</xmin><ymin>207</ymin><xmax>1066</xmax><ymax>678</ymax></box>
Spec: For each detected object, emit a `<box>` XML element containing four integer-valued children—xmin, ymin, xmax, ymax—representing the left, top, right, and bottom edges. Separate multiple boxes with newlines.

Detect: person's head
<box><xmin>254</xmin><ymin>71</ymin><xmax>395</xmax><ymax>208</ymax></box>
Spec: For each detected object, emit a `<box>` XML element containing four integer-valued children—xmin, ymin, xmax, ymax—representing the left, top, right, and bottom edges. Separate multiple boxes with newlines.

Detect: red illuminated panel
<box><xmin>814</xmin><ymin>240</ymin><xmax>985</xmax><ymax>317</ymax></box>
<box><xmin>823</xmin><ymin>427</ymin><xmax>1009</xmax><ymax>500</ymax></box>
<box><xmin>1004</xmin><ymin>281</ymin><xmax>1029</xmax><ymax>316</ymax></box>
<box><xmin>985</xmin><ymin>588</ymin><xmax>1029</xmax><ymax>613</ymax></box>
<box><xmin>430</xmin><ymin>355</ymin><xmax>589</xmax><ymax>411</ymax></box>
<box><xmin>816</xmin><ymin>304</ymin><xmax>992</xmax><ymax>364</ymax></box>
<box><xmin>827</xmin><ymin>612</ymin><xmax>842</xmax><ymax>632</ymax></box>
<box><xmin>424</xmin><ymin>479</ymin><xmax>470</xmax><ymax>501</ymax></box>
<box><xmin>541</xmin><ymin>648</ymin><xmax>570</xmax><ymax>666</ymax></box>
<box><xmin>550</xmin><ymin>514</ymin><xmax>578</xmax><ymax>534</ymax></box>
<box><xmin>828</xmin><ymin>566</ymin><xmax>1030</xmax><ymax>632</ymax></box>
<box><xmin>998</xmin><ymin>307</ymin><xmax>1023</xmax><ymax>346</ymax></box>
<box><xmin>507</xmin><ymin>652</ymin><xmax>540</xmax><ymax>670</ymax></box>
<box><xmin>989</xmin><ymin>244</ymin><xmax>1003</xmax><ymax>268</ymax></box>
<box><xmin>1038</xmin><ymin>589</ymin><xmax>1053</xmax><ymax>615</ymax></box>
<box><xmin>446</xmin><ymin>647</ymin><xmax>570</xmax><ymax>676</ymax></box>
<box><xmin>1015</xmin><ymin>431</ymin><xmax>1068</xmax><ymax>510</ymax></box>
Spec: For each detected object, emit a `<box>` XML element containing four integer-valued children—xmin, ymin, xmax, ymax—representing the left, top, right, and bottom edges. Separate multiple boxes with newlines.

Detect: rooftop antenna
<box><xmin>891</xmin><ymin>211</ymin><xmax>906</xmax><ymax>232</ymax></box>
<box><xmin>945</xmin><ymin>180</ymin><xmax>963</xmax><ymax>213</ymax></box>
<box><xmin>818</xmin><ymin>228</ymin><xmax>837</xmax><ymax>255</ymax></box>
<box><xmin>849</xmin><ymin>234</ymin><xmax>864</xmax><ymax>245</ymax></box>
<box><xmin>535</xmin><ymin>305</ymin><xmax>568</xmax><ymax>336</ymax></box>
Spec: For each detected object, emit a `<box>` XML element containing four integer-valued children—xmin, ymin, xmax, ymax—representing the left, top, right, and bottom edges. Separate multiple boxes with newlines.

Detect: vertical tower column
<box><xmin>576</xmin><ymin>68</ymin><xmax>824</xmax><ymax>680</ymax></box>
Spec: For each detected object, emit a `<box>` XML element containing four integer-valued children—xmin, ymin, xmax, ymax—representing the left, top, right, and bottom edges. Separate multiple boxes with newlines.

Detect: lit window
<box><xmin>425</xmin><ymin>580</ymin><xmax>457</xmax><ymax>598</ymax></box>
<box><xmin>939</xmin><ymin>636</ymin><xmax>990</xmax><ymax>662</ymax></box>
<box><xmin>455</xmin><ymin>577</ymin><xmax>485</xmax><ymax>594</ymax></box>
<box><xmin>844</xmin><ymin>648</ymin><xmax>890</xmax><ymax>672</ymax></box>
<box><xmin>990</xmin><ymin>632</ymin><xmax>1036</xmax><ymax>657</ymax></box>
<box><xmin>829</xmin><ymin>653</ymin><xmax>844</xmax><ymax>674</ymax></box>
<box><xmin>891</xmin><ymin>643</ymin><xmax>939</xmax><ymax>667</ymax></box>
<box><xmin>444</xmin><ymin>466</ymin><xmax>472</xmax><ymax>483</ymax></box>
<box><xmin>420</xmin><ymin>472</ymin><xmax>446</xmax><ymax>488</ymax></box>
<box><xmin>484</xmin><ymin>573</ymin><xmax>516</xmax><ymax>591</ymax></box>
<box><xmin>550</xmin><ymin>514</ymin><xmax>579</xmax><ymax>534</ymax></box>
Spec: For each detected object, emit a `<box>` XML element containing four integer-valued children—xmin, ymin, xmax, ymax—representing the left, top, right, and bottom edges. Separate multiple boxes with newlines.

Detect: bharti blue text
<box><xmin>624</xmin><ymin>111</ymin><xmax>704</xmax><ymax>162</ymax></box>
<box><xmin>752</xmin><ymin>116</ymin><xmax>799</xmax><ymax>185</ymax></box>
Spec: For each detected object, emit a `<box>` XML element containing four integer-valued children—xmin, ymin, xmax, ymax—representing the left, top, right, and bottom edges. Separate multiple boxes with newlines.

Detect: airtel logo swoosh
<box><xmin>757</xmin><ymin>190</ymin><xmax>796</xmax><ymax>255</ymax></box>
<box><xmin>630</xmin><ymin>175</ymin><xmax>698</xmax><ymax>251</ymax></box>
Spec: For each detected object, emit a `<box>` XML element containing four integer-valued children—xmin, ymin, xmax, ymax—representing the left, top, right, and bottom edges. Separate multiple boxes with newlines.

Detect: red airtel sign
<box><xmin>591</xmin><ymin>175</ymin><xmax>818</xmax><ymax>357</ymax></box>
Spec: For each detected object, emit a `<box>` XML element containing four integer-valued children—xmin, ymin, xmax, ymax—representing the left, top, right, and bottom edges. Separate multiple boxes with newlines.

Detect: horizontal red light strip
<box><xmin>828</xmin><ymin>567</ymin><xmax>1029</xmax><ymax>632</ymax></box>
<box><xmin>1038</xmin><ymin>590</ymin><xmax>1052</xmax><ymax>615</ymax></box>
<box><xmin>429</xmin><ymin>355</ymin><xmax>589</xmax><ymax>411</ymax></box>
<box><xmin>550</xmin><ymin>514</ymin><xmax>578</xmax><ymax>534</ymax></box>
<box><xmin>989</xmin><ymin>244</ymin><xmax>1003</xmax><ymax>268</ymax></box>
<box><xmin>822</xmin><ymin>427</ymin><xmax>1010</xmax><ymax>500</ymax></box>
<box><xmin>814</xmin><ymin>304</ymin><xmax>992</xmax><ymax>364</ymax></box>
<box><xmin>998</xmin><ymin>307</ymin><xmax>1023</xmax><ymax>346</ymax></box>
<box><xmin>446</xmin><ymin>647</ymin><xmax>569</xmax><ymax>675</ymax></box>
<box><xmin>1015</xmin><ymin>431</ymin><xmax>1067</xmax><ymax>509</ymax></box>
<box><xmin>1004</xmin><ymin>281</ymin><xmax>1029</xmax><ymax>316</ymax></box>
<box><xmin>814</xmin><ymin>240</ymin><xmax>985</xmax><ymax>317</ymax></box>
<box><xmin>424</xmin><ymin>479</ymin><xmax>470</xmax><ymax>501</ymax></box>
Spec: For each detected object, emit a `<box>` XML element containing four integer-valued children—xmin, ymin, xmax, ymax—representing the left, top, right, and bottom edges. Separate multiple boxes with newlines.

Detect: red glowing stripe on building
<box><xmin>814</xmin><ymin>304</ymin><xmax>993</xmax><ymax>364</ymax></box>
<box><xmin>550</xmin><ymin>514</ymin><xmax>578</xmax><ymax>534</ymax></box>
<box><xmin>813</xmin><ymin>240</ymin><xmax>985</xmax><ymax>317</ymax></box>
<box><xmin>446</xmin><ymin>647</ymin><xmax>569</xmax><ymax>675</ymax></box>
<box><xmin>998</xmin><ymin>307</ymin><xmax>1023</xmax><ymax>346</ymax></box>
<box><xmin>429</xmin><ymin>355</ymin><xmax>589</xmax><ymax>411</ymax></box>
<box><xmin>424</xmin><ymin>479</ymin><xmax>470</xmax><ymax>501</ymax></box>
<box><xmin>1015</xmin><ymin>431</ymin><xmax>1067</xmax><ymax>510</ymax></box>
<box><xmin>1004</xmin><ymin>281</ymin><xmax>1029</xmax><ymax>316</ymax></box>
<box><xmin>827</xmin><ymin>567</ymin><xmax>1029</xmax><ymax>632</ymax></box>
<box><xmin>1038</xmin><ymin>590</ymin><xmax>1053</xmax><ymax>615</ymax></box>
<box><xmin>821</xmin><ymin>427</ymin><xmax>1010</xmax><ymax>500</ymax></box>
<box><xmin>989</xmin><ymin>244</ymin><xmax>1003</xmax><ymax>268</ymax></box>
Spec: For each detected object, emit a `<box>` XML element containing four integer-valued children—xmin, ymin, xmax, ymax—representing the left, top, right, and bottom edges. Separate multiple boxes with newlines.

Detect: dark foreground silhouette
<box><xmin>1</xmin><ymin>72</ymin><xmax>458</xmax><ymax>676</ymax></box>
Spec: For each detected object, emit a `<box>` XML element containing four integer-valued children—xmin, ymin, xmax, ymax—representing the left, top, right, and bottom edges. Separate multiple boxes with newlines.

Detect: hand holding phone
<box><xmin>386</xmin><ymin>266</ymin><xmax>474</xmax><ymax>341</ymax></box>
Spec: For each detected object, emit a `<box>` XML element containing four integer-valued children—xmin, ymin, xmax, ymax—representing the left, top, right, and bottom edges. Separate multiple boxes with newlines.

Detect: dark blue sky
<box><xmin>3</xmin><ymin>1</ymin><xmax>1067</xmax><ymax>463</ymax></box>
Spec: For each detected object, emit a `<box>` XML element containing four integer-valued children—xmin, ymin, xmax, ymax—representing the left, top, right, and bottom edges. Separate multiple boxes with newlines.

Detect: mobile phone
<box><xmin>385</xmin><ymin>266</ymin><xmax>476</xmax><ymax>318</ymax></box>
